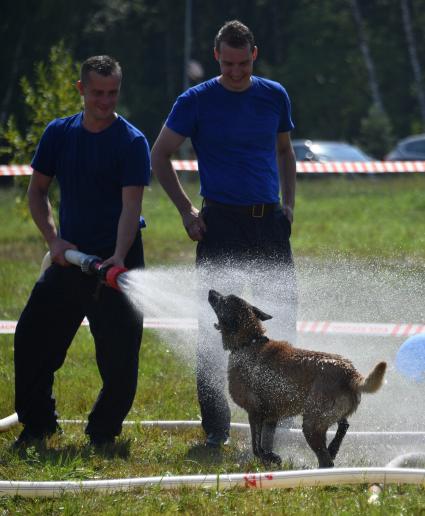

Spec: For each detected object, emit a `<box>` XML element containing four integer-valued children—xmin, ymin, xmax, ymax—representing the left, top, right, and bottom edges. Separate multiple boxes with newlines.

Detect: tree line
<box><xmin>1</xmin><ymin>0</ymin><xmax>424</xmax><ymax>160</ymax></box>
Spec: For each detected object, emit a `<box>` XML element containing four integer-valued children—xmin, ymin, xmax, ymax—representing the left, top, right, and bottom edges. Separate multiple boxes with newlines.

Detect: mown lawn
<box><xmin>1</xmin><ymin>176</ymin><xmax>424</xmax><ymax>514</ymax></box>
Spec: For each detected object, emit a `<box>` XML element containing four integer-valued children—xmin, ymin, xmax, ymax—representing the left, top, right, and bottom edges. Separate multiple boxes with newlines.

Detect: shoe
<box><xmin>205</xmin><ymin>432</ymin><xmax>230</xmax><ymax>448</ymax></box>
<box><xmin>13</xmin><ymin>423</ymin><xmax>61</xmax><ymax>449</ymax></box>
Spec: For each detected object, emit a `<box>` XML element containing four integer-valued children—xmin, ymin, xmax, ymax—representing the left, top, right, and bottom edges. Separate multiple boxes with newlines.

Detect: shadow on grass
<box><xmin>184</xmin><ymin>440</ymin><xmax>255</xmax><ymax>468</ymax></box>
<box><xmin>9</xmin><ymin>437</ymin><xmax>132</xmax><ymax>463</ymax></box>
<box><xmin>185</xmin><ymin>443</ymin><xmax>225</xmax><ymax>465</ymax></box>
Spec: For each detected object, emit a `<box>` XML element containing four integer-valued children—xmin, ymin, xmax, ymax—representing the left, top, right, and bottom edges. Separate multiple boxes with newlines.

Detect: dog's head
<box><xmin>208</xmin><ymin>289</ymin><xmax>272</xmax><ymax>351</ymax></box>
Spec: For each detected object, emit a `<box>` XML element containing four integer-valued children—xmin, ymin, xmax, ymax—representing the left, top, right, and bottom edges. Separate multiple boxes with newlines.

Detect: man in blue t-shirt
<box><xmin>13</xmin><ymin>55</ymin><xmax>151</xmax><ymax>448</ymax></box>
<box><xmin>152</xmin><ymin>20</ymin><xmax>297</xmax><ymax>448</ymax></box>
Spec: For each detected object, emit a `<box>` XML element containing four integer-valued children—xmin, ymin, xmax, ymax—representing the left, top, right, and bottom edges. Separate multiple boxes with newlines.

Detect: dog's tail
<box><xmin>358</xmin><ymin>362</ymin><xmax>387</xmax><ymax>393</ymax></box>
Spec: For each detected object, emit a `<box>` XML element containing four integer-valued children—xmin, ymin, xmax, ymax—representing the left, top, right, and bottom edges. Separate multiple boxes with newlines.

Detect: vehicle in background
<box><xmin>292</xmin><ymin>139</ymin><xmax>373</xmax><ymax>162</ymax></box>
<box><xmin>385</xmin><ymin>134</ymin><xmax>425</xmax><ymax>160</ymax></box>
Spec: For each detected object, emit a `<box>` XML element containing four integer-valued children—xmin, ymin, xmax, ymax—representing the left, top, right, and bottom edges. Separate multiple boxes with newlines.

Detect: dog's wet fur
<box><xmin>208</xmin><ymin>289</ymin><xmax>387</xmax><ymax>468</ymax></box>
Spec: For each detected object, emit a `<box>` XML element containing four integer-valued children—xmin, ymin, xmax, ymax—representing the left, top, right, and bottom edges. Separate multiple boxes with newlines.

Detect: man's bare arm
<box><xmin>276</xmin><ymin>132</ymin><xmax>297</xmax><ymax>223</ymax></box>
<box><xmin>102</xmin><ymin>185</ymin><xmax>144</xmax><ymax>268</ymax></box>
<box><xmin>151</xmin><ymin>126</ymin><xmax>206</xmax><ymax>241</ymax></box>
<box><xmin>28</xmin><ymin>171</ymin><xmax>76</xmax><ymax>265</ymax></box>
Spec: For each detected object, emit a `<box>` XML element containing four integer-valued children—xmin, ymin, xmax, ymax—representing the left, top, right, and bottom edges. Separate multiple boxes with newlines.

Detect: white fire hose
<box><xmin>1</xmin><ymin>416</ymin><xmax>425</xmax><ymax>497</ymax></box>
<box><xmin>41</xmin><ymin>249</ymin><xmax>130</xmax><ymax>290</ymax></box>
<box><xmin>1</xmin><ymin>467</ymin><xmax>424</xmax><ymax>498</ymax></box>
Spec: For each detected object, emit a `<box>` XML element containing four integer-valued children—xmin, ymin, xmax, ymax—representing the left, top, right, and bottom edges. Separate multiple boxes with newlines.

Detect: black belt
<box><xmin>203</xmin><ymin>198</ymin><xmax>281</xmax><ymax>218</ymax></box>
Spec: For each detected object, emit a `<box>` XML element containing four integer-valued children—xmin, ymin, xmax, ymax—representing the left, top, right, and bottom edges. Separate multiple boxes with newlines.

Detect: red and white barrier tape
<box><xmin>2</xmin><ymin>162</ymin><xmax>425</xmax><ymax>176</ymax></box>
<box><xmin>0</xmin><ymin>165</ymin><xmax>32</xmax><ymax>176</ymax></box>
<box><xmin>1</xmin><ymin>318</ymin><xmax>424</xmax><ymax>337</ymax></box>
<box><xmin>295</xmin><ymin>161</ymin><xmax>425</xmax><ymax>174</ymax></box>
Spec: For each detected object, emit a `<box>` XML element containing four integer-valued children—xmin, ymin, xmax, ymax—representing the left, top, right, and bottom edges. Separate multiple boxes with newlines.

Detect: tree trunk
<box><xmin>349</xmin><ymin>0</ymin><xmax>385</xmax><ymax>113</ymax></box>
<box><xmin>400</xmin><ymin>0</ymin><xmax>425</xmax><ymax>129</ymax></box>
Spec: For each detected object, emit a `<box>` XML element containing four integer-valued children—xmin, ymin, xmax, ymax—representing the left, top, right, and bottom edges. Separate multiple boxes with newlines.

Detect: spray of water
<box><xmin>119</xmin><ymin>256</ymin><xmax>425</xmax><ymax>467</ymax></box>
<box><xmin>119</xmin><ymin>266</ymin><xmax>198</xmax><ymax>362</ymax></box>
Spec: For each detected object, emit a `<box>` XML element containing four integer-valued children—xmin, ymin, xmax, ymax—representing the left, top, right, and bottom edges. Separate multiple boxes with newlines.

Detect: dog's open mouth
<box><xmin>208</xmin><ymin>289</ymin><xmax>223</xmax><ymax>331</ymax></box>
<box><xmin>208</xmin><ymin>289</ymin><xmax>221</xmax><ymax>308</ymax></box>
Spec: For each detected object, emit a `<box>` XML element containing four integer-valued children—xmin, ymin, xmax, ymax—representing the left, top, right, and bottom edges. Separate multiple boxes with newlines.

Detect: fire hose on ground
<box><xmin>1</xmin><ymin>416</ymin><xmax>425</xmax><ymax>497</ymax></box>
<box><xmin>0</xmin><ymin>466</ymin><xmax>424</xmax><ymax>498</ymax></box>
<box><xmin>0</xmin><ymin>250</ymin><xmax>424</xmax><ymax>497</ymax></box>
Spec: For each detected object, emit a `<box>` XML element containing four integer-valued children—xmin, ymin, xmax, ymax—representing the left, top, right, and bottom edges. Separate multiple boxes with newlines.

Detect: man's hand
<box><xmin>49</xmin><ymin>238</ymin><xmax>78</xmax><ymax>266</ymax></box>
<box><xmin>152</xmin><ymin>127</ymin><xmax>203</xmax><ymax>241</ymax></box>
<box><xmin>282</xmin><ymin>204</ymin><xmax>294</xmax><ymax>224</ymax></box>
<box><xmin>182</xmin><ymin>207</ymin><xmax>206</xmax><ymax>241</ymax></box>
<box><xmin>100</xmin><ymin>254</ymin><xmax>125</xmax><ymax>269</ymax></box>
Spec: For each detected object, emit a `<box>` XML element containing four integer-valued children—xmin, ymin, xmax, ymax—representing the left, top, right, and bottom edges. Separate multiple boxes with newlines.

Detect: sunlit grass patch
<box><xmin>1</xmin><ymin>177</ymin><xmax>425</xmax><ymax>512</ymax></box>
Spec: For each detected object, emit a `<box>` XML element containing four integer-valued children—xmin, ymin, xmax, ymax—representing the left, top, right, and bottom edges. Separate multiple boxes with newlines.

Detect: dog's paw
<box><xmin>260</xmin><ymin>451</ymin><xmax>282</xmax><ymax>467</ymax></box>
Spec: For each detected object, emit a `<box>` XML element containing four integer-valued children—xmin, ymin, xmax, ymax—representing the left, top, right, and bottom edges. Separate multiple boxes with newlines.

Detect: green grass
<box><xmin>142</xmin><ymin>175</ymin><xmax>425</xmax><ymax>265</ymax></box>
<box><xmin>293</xmin><ymin>175</ymin><xmax>425</xmax><ymax>261</ymax></box>
<box><xmin>1</xmin><ymin>177</ymin><xmax>425</xmax><ymax>514</ymax></box>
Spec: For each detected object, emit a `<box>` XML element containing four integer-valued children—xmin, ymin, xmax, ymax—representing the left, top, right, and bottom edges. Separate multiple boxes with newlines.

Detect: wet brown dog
<box><xmin>208</xmin><ymin>289</ymin><xmax>387</xmax><ymax>468</ymax></box>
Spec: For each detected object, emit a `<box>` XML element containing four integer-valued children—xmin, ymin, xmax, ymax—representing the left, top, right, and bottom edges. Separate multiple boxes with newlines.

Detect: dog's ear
<box><xmin>252</xmin><ymin>305</ymin><xmax>273</xmax><ymax>321</ymax></box>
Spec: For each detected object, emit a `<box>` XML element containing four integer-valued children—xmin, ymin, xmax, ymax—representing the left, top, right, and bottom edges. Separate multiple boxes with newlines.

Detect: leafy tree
<box><xmin>1</xmin><ymin>0</ymin><xmax>424</xmax><ymax>150</ymax></box>
<box><xmin>0</xmin><ymin>41</ymin><xmax>81</xmax><ymax>164</ymax></box>
<box><xmin>0</xmin><ymin>41</ymin><xmax>81</xmax><ymax>216</ymax></box>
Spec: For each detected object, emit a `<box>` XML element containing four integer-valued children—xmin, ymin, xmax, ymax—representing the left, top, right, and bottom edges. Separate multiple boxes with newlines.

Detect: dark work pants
<box><xmin>195</xmin><ymin>204</ymin><xmax>298</xmax><ymax>438</ymax></box>
<box><xmin>14</xmin><ymin>234</ymin><xmax>144</xmax><ymax>439</ymax></box>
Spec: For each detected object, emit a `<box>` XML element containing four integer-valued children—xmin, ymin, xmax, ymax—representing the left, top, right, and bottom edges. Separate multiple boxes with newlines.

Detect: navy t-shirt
<box><xmin>166</xmin><ymin>76</ymin><xmax>294</xmax><ymax>205</ymax></box>
<box><xmin>31</xmin><ymin>113</ymin><xmax>151</xmax><ymax>253</ymax></box>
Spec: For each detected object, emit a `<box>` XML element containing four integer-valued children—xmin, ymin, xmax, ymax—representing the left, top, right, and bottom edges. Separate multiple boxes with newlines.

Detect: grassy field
<box><xmin>1</xmin><ymin>176</ymin><xmax>425</xmax><ymax>514</ymax></box>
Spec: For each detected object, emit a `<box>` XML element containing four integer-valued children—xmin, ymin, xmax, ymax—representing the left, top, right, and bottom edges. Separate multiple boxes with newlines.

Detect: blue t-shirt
<box><xmin>166</xmin><ymin>76</ymin><xmax>294</xmax><ymax>205</ymax></box>
<box><xmin>31</xmin><ymin>113</ymin><xmax>151</xmax><ymax>253</ymax></box>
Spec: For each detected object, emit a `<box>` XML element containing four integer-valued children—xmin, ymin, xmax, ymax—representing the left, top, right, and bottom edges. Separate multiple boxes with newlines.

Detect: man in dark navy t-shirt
<box><xmin>14</xmin><ymin>55</ymin><xmax>151</xmax><ymax>448</ymax></box>
<box><xmin>152</xmin><ymin>21</ymin><xmax>297</xmax><ymax>448</ymax></box>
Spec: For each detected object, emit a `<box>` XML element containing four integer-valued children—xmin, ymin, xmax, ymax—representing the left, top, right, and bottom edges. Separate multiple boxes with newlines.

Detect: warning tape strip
<box><xmin>1</xmin><ymin>318</ymin><xmax>424</xmax><ymax>337</ymax></box>
<box><xmin>2</xmin><ymin>161</ymin><xmax>425</xmax><ymax>176</ymax></box>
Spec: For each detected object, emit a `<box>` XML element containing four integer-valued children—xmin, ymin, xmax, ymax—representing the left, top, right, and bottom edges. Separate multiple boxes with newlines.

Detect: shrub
<box><xmin>0</xmin><ymin>41</ymin><xmax>81</xmax><ymax>214</ymax></box>
<box><xmin>357</xmin><ymin>103</ymin><xmax>395</xmax><ymax>159</ymax></box>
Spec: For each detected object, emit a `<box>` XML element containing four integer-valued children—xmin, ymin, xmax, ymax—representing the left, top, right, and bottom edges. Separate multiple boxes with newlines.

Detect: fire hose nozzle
<box><xmin>62</xmin><ymin>250</ymin><xmax>128</xmax><ymax>290</ymax></box>
<box><xmin>85</xmin><ymin>260</ymin><xmax>128</xmax><ymax>290</ymax></box>
<box><xmin>80</xmin><ymin>255</ymin><xmax>103</xmax><ymax>275</ymax></box>
<box><xmin>104</xmin><ymin>266</ymin><xmax>128</xmax><ymax>290</ymax></box>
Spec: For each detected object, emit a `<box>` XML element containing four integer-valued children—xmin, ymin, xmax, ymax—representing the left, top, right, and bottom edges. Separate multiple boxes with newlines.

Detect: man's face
<box><xmin>77</xmin><ymin>71</ymin><xmax>121</xmax><ymax>121</ymax></box>
<box><xmin>214</xmin><ymin>42</ymin><xmax>257</xmax><ymax>92</ymax></box>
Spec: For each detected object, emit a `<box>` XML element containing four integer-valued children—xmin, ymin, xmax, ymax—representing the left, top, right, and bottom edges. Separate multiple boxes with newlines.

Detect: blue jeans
<box><xmin>14</xmin><ymin>234</ymin><xmax>144</xmax><ymax>439</ymax></box>
<box><xmin>195</xmin><ymin>203</ymin><xmax>297</xmax><ymax>437</ymax></box>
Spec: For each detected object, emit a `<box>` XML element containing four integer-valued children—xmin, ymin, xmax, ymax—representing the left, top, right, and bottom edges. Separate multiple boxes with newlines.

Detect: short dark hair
<box><xmin>80</xmin><ymin>55</ymin><xmax>122</xmax><ymax>85</ymax></box>
<box><xmin>214</xmin><ymin>20</ymin><xmax>255</xmax><ymax>52</ymax></box>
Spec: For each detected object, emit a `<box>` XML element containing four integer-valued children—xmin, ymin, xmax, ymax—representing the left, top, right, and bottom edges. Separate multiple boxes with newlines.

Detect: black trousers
<box><xmin>14</xmin><ymin>234</ymin><xmax>144</xmax><ymax>438</ymax></box>
<box><xmin>195</xmin><ymin>203</ymin><xmax>297</xmax><ymax>438</ymax></box>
